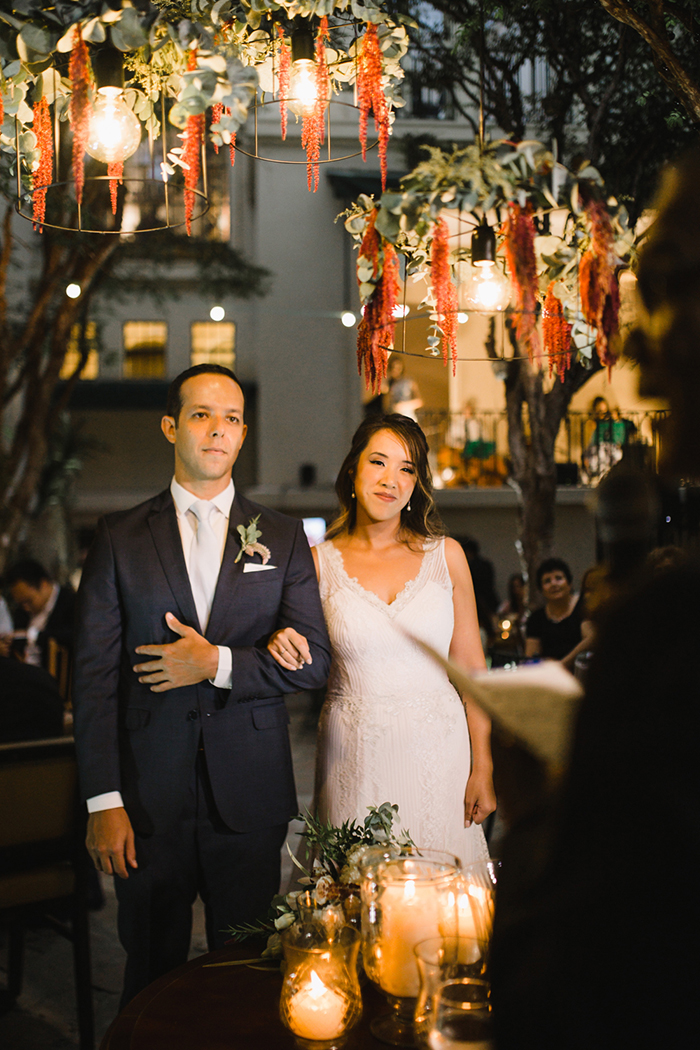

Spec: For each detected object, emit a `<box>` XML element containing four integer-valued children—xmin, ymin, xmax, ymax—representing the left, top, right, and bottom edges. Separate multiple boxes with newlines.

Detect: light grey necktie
<box><xmin>189</xmin><ymin>500</ymin><xmax>221</xmax><ymax>632</ymax></box>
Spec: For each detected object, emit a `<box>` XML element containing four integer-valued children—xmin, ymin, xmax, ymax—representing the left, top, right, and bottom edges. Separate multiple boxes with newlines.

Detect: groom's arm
<box><xmin>132</xmin><ymin>520</ymin><xmax>330</xmax><ymax>696</ymax></box>
<box><xmin>73</xmin><ymin>518</ymin><xmax>139</xmax><ymax>879</ymax></box>
<box><xmin>228</xmin><ymin>520</ymin><xmax>331</xmax><ymax>699</ymax></box>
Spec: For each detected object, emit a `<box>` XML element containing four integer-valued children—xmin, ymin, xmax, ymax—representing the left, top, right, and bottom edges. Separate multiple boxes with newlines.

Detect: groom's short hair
<box><xmin>166</xmin><ymin>364</ymin><xmax>244</xmax><ymax>424</ymax></box>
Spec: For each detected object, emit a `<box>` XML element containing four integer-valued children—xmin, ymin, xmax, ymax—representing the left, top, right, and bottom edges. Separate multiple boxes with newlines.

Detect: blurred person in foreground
<box><xmin>491</xmin><ymin>152</ymin><xmax>700</xmax><ymax>1050</ymax></box>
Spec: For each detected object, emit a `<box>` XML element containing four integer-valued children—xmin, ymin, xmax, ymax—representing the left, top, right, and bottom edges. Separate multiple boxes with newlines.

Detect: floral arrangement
<box><xmin>228</xmin><ymin>803</ymin><xmax>413</xmax><ymax>957</ymax></box>
<box><xmin>0</xmin><ymin>0</ymin><xmax>409</xmax><ymax>224</ymax></box>
<box><xmin>342</xmin><ymin>139</ymin><xmax>638</xmax><ymax>386</ymax></box>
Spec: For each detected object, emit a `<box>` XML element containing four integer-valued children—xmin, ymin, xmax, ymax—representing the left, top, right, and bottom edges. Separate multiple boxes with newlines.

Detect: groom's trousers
<box><xmin>114</xmin><ymin>745</ymin><xmax>287</xmax><ymax>1007</ymax></box>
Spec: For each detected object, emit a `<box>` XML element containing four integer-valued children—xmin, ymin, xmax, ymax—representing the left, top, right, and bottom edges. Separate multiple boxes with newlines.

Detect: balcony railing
<box><xmin>418</xmin><ymin>409</ymin><xmax>669</xmax><ymax>489</ymax></box>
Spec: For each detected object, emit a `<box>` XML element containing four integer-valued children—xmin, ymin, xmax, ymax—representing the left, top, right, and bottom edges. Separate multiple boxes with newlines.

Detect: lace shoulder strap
<box><xmin>316</xmin><ymin>540</ymin><xmax>344</xmax><ymax>603</ymax></box>
<box><xmin>421</xmin><ymin>536</ymin><xmax>453</xmax><ymax>590</ymax></box>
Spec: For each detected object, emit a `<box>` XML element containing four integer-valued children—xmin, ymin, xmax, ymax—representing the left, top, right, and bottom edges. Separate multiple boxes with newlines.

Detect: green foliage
<box><xmin>404</xmin><ymin>0</ymin><xmax>700</xmax><ymax>218</ymax></box>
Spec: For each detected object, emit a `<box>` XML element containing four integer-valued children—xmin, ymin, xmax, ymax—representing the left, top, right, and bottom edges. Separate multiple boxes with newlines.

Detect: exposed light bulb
<box><xmin>288</xmin><ymin>59</ymin><xmax>324</xmax><ymax>118</ymax></box>
<box><xmin>85</xmin><ymin>88</ymin><xmax>141</xmax><ymax>164</ymax></box>
<box><xmin>341</xmin><ymin>311</ymin><xmax>357</xmax><ymax>327</ymax></box>
<box><xmin>66</xmin><ymin>283</ymin><xmax>81</xmax><ymax>299</ymax></box>
<box><xmin>210</xmin><ymin>306</ymin><xmax>225</xmax><ymax>322</ymax></box>
<box><xmin>457</xmin><ymin>261</ymin><xmax>511</xmax><ymax>314</ymax></box>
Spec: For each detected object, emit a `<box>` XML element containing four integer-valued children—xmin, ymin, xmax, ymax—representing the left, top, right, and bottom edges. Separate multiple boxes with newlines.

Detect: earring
<box><xmin>352</xmin><ymin>488</ymin><xmax>356</xmax><ymax>499</ymax></box>
<box><xmin>407</xmin><ymin>500</ymin><xmax>411</xmax><ymax>512</ymax></box>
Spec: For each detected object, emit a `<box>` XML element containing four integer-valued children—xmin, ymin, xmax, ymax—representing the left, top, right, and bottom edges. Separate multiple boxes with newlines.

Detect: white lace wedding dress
<box><xmin>314</xmin><ymin>538</ymin><xmax>488</xmax><ymax>866</ymax></box>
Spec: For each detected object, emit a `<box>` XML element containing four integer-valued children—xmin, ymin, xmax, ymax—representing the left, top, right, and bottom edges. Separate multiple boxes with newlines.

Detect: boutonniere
<box><xmin>235</xmin><ymin>514</ymin><xmax>271</xmax><ymax>564</ymax></box>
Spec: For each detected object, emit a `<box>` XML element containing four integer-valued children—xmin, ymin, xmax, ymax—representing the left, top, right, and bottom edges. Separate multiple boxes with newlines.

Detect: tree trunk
<box><xmin>492</xmin><ymin>321</ymin><xmax>603</xmax><ymax>599</ymax></box>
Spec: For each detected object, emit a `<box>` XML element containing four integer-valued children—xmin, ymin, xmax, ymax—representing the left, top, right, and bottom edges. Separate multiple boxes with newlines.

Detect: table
<box><xmin>100</xmin><ymin>946</ymin><xmax>390</xmax><ymax>1050</ymax></box>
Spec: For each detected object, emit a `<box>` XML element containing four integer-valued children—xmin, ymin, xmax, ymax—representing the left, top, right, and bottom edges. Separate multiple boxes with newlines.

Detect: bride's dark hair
<box><xmin>327</xmin><ymin>414</ymin><xmax>445</xmax><ymax>543</ymax></box>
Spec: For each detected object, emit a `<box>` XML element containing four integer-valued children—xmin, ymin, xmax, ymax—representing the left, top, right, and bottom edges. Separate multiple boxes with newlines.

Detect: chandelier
<box><xmin>0</xmin><ymin>1</ymin><xmax>408</xmax><ymax>234</ymax></box>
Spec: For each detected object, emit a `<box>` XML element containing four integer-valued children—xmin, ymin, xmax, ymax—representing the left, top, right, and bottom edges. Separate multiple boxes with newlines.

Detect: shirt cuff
<box><xmin>211</xmin><ymin>645</ymin><xmax>232</xmax><ymax>690</ymax></box>
<box><xmin>87</xmin><ymin>791</ymin><xmax>124</xmax><ymax>812</ymax></box>
<box><xmin>27</xmin><ymin>625</ymin><xmax>39</xmax><ymax>643</ymax></box>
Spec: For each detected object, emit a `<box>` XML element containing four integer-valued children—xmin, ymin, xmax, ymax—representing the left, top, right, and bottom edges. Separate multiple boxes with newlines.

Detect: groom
<box><xmin>73</xmin><ymin>364</ymin><xmax>331</xmax><ymax>1005</ymax></box>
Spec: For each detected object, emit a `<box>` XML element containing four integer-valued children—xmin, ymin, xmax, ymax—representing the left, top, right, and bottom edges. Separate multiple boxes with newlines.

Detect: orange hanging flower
<box><xmin>579</xmin><ymin>199</ymin><xmax>620</xmax><ymax>371</ymax></box>
<box><xmin>107</xmin><ymin>160</ymin><xmax>123</xmax><ymax>216</ymax></box>
<box><xmin>211</xmin><ymin>103</ymin><xmax>223</xmax><ymax>153</ymax></box>
<box><xmin>503</xmin><ymin>203</ymin><xmax>540</xmax><ymax>363</ymax></box>
<box><xmin>542</xmin><ymin>282</ymin><xmax>572</xmax><ymax>382</ymax></box>
<box><xmin>356</xmin><ymin>209</ymin><xmax>398</xmax><ymax>392</ymax></box>
<box><xmin>69</xmin><ymin>24</ymin><xmax>91</xmax><ymax>207</ymax></box>
<box><xmin>301</xmin><ymin>17</ymin><xmax>330</xmax><ymax>192</ymax></box>
<box><xmin>182</xmin><ymin>113</ymin><xmax>204</xmax><ymax>234</ymax></box>
<box><xmin>430</xmin><ymin>219</ymin><xmax>459</xmax><ymax>373</ymax></box>
<box><xmin>32</xmin><ymin>95</ymin><xmax>53</xmax><ymax>230</ymax></box>
<box><xmin>357</xmin><ymin>24</ymin><xmax>390</xmax><ymax>191</ymax></box>
<box><xmin>229</xmin><ymin>128</ymin><xmax>236</xmax><ymax>168</ymax></box>
<box><xmin>277</xmin><ymin>25</ymin><xmax>290</xmax><ymax>142</ymax></box>
<box><xmin>182</xmin><ymin>49</ymin><xmax>203</xmax><ymax>235</ymax></box>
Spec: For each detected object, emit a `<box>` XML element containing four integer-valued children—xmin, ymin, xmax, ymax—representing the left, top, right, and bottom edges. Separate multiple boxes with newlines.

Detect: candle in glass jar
<box><xmin>379</xmin><ymin>878</ymin><xmax>446</xmax><ymax>998</ymax></box>
<box><xmin>288</xmin><ymin>969</ymin><xmax>348</xmax><ymax>1041</ymax></box>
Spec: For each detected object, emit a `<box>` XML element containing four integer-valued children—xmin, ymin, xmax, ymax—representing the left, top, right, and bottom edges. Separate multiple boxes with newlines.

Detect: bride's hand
<box><xmin>464</xmin><ymin>769</ymin><xmax>497</xmax><ymax>827</ymax></box>
<box><xmin>267</xmin><ymin>627</ymin><xmax>312</xmax><ymax>671</ymax></box>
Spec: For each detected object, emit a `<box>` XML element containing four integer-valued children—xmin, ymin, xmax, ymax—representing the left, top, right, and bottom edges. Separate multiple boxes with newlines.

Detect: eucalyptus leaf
<box><xmin>110</xmin><ymin>8</ymin><xmax>148</xmax><ymax>52</ymax></box>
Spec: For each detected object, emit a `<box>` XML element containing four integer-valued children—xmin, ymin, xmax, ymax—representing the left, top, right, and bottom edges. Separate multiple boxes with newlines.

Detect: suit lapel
<box><xmin>205</xmin><ymin>494</ymin><xmax>249</xmax><ymax>640</ymax></box>
<box><xmin>147</xmin><ymin>491</ymin><xmax>200</xmax><ymax>628</ymax></box>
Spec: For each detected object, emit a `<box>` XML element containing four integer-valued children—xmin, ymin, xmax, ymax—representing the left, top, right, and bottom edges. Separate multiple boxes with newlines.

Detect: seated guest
<box><xmin>0</xmin><ymin>655</ymin><xmax>64</xmax><ymax>742</ymax></box>
<box><xmin>6</xmin><ymin>559</ymin><xmax>76</xmax><ymax>668</ymax></box>
<box><xmin>525</xmin><ymin>558</ymin><xmax>592</xmax><ymax>669</ymax></box>
<box><xmin>0</xmin><ymin>595</ymin><xmax>13</xmax><ymax>657</ymax></box>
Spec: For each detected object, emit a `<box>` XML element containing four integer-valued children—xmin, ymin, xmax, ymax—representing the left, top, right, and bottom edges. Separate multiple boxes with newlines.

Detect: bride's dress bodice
<box><xmin>319</xmin><ymin>539</ymin><xmax>454</xmax><ymax>701</ymax></box>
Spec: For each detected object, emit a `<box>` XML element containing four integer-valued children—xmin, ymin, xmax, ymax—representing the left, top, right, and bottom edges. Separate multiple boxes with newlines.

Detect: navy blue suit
<box><xmin>73</xmin><ymin>488</ymin><xmax>330</xmax><ymax>1001</ymax></box>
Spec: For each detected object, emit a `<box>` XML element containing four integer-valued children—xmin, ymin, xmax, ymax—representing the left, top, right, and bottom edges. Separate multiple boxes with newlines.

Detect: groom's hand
<box><xmin>86</xmin><ymin>807</ymin><xmax>137</xmax><ymax>879</ymax></box>
<box><xmin>133</xmin><ymin>612</ymin><xmax>219</xmax><ymax>691</ymax></box>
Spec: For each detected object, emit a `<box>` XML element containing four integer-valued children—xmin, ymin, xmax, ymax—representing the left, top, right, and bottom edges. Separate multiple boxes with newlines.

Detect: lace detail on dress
<box><xmin>314</xmin><ymin>538</ymin><xmax>488</xmax><ymax>865</ymax></box>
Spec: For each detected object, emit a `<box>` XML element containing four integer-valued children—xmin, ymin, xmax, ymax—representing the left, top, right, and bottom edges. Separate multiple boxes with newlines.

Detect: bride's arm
<box><xmin>267</xmin><ymin>547</ymin><xmax>321</xmax><ymax>671</ymax></box>
<box><xmin>444</xmin><ymin>538</ymin><xmax>497</xmax><ymax>827</ymax></box>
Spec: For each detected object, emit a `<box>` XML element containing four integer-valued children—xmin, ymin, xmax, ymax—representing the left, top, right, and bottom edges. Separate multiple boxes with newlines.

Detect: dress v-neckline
<box><xmin>327</xmin><ymin>541</ymin><xmax>430</xmax><ymax>614</ymax></box>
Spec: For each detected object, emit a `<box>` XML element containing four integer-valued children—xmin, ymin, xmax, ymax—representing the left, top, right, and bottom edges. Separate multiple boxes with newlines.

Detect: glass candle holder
<box><xmin>279</xmin><ymin>924</ymin><xmax>362</xmax><ymax>1050</ymax></box>
<box><xmin>361</xmin><ymin>851</ymin><xmax>459</xmax><ymax>1047</ymax></box>
<box><xmin>427</xmin><ymin>978</ymin><xmax>492</xmax><ymax>1049</ymax></box>
<box><xmin>413</xmin><ymin>937</ymin><xmax>489</xmax><ymax>1049</ymax></box>
<box><xmin>459</xmin><ymin>860</ymin><xmax>500</xmax><ymax>946</ymax></box>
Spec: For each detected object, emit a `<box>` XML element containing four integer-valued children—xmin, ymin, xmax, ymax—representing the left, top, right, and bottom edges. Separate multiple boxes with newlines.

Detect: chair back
<box><xmin>0</xmin><ymin>738</ymin><xmax>79</xmax><ymax>884</ymax></box>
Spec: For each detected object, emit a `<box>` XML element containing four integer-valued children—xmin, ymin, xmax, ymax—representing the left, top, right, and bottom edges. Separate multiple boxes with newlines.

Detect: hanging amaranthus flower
<box><xmin>182</xmin><ymin>112</ymin><xmax>204</xmax><ymax>234</ymax></box>
<box><xmin>357</xmin><ymin>23</ymin><xmax>390</xmax><ymax>191</ymax></box>
<box><xmin>211</xmin><ymin>103</ymin><xmax>223</xmax><ymax>153</ymax></box>
<box><xmin>579</xmin><ymin>199</ymin><xmax>620</xmax><ymax>371</ymax></box>
<box><xmin>32</xmin><ymin>95</ymin><xmax>53</xmax><ymax>230</ymax></box>
<box><xmin>69</xmin><ymin>24</ymin><xmax>91</xmax><ymax>207</ymax></box>
<box><xmin>542</xmin><ymin>282</ymin><xmax>572</xmax><ymax>382</ymax></box>
<box><xmin>301</xmin><ymin>17</ymin><xmax>330</xmax><ymax>192</ymax></box>
<box><xmin>277</xmin><ymin>25</ymin><xmax>290</xmax><ymax>142</ymax></box>
<box><xmin>181</xmin><ymin>49</ymin><xmax>203</xmax><ymax>235</ymax></box>
<box><xmin>107</xmin><ymin>160</ymin><xmax>123</xmax><ymax>216</ymax></box>
<box><xmin>503</xmin><ymin>202</ymin><xmax>540</xmax><ymax>363</ymax></box>
<box><xmin>430</xmin><ymin>219</ymin><xmax>459</xmax><ymax>373</ymax></box>
<box><xmin>356</xmin><ymin>209</ymin><xmax>398</xmax><ymax>392</ymax></box>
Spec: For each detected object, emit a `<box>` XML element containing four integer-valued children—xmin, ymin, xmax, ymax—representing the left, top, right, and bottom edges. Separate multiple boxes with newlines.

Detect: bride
<box><xmin>268</xmin><ymin>414</ymin><xmax>496</xmax><ymax>864</ymax></box>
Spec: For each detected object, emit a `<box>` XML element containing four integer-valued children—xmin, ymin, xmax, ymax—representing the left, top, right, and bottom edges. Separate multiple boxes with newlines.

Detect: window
<box><xmin>60</xmin><ymin>321</ymin><xmax>99</xmax><ymax>379</ymax></box>
<box><xmin>190</xmin><ymin>322</ymin><xmax>236</xmax><ymax>369</ymax></box>
<box><xmin>123</xmin><ymin>321</ymin><xmax>167</xmax><ymax>378</ymax></box>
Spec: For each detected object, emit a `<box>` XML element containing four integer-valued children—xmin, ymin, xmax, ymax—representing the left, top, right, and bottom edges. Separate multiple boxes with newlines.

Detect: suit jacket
<box><xmin>72</xmin><ymin>489</ymin><xmax>331</xmax><ymax>836</ymax></box>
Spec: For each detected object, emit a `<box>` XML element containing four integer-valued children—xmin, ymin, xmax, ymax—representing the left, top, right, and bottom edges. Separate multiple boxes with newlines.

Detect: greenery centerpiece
<box><xmin>228</xmin><ymin>802</ymin><xmax>414</xmax><ymax>958</ymax></box>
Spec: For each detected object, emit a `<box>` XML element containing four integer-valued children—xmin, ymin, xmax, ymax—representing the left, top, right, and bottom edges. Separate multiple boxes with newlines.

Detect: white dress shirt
<box><xmin>87</xmin><ymin>478</ymin><xmax>235</xmax><ymax>814</ymax></box>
